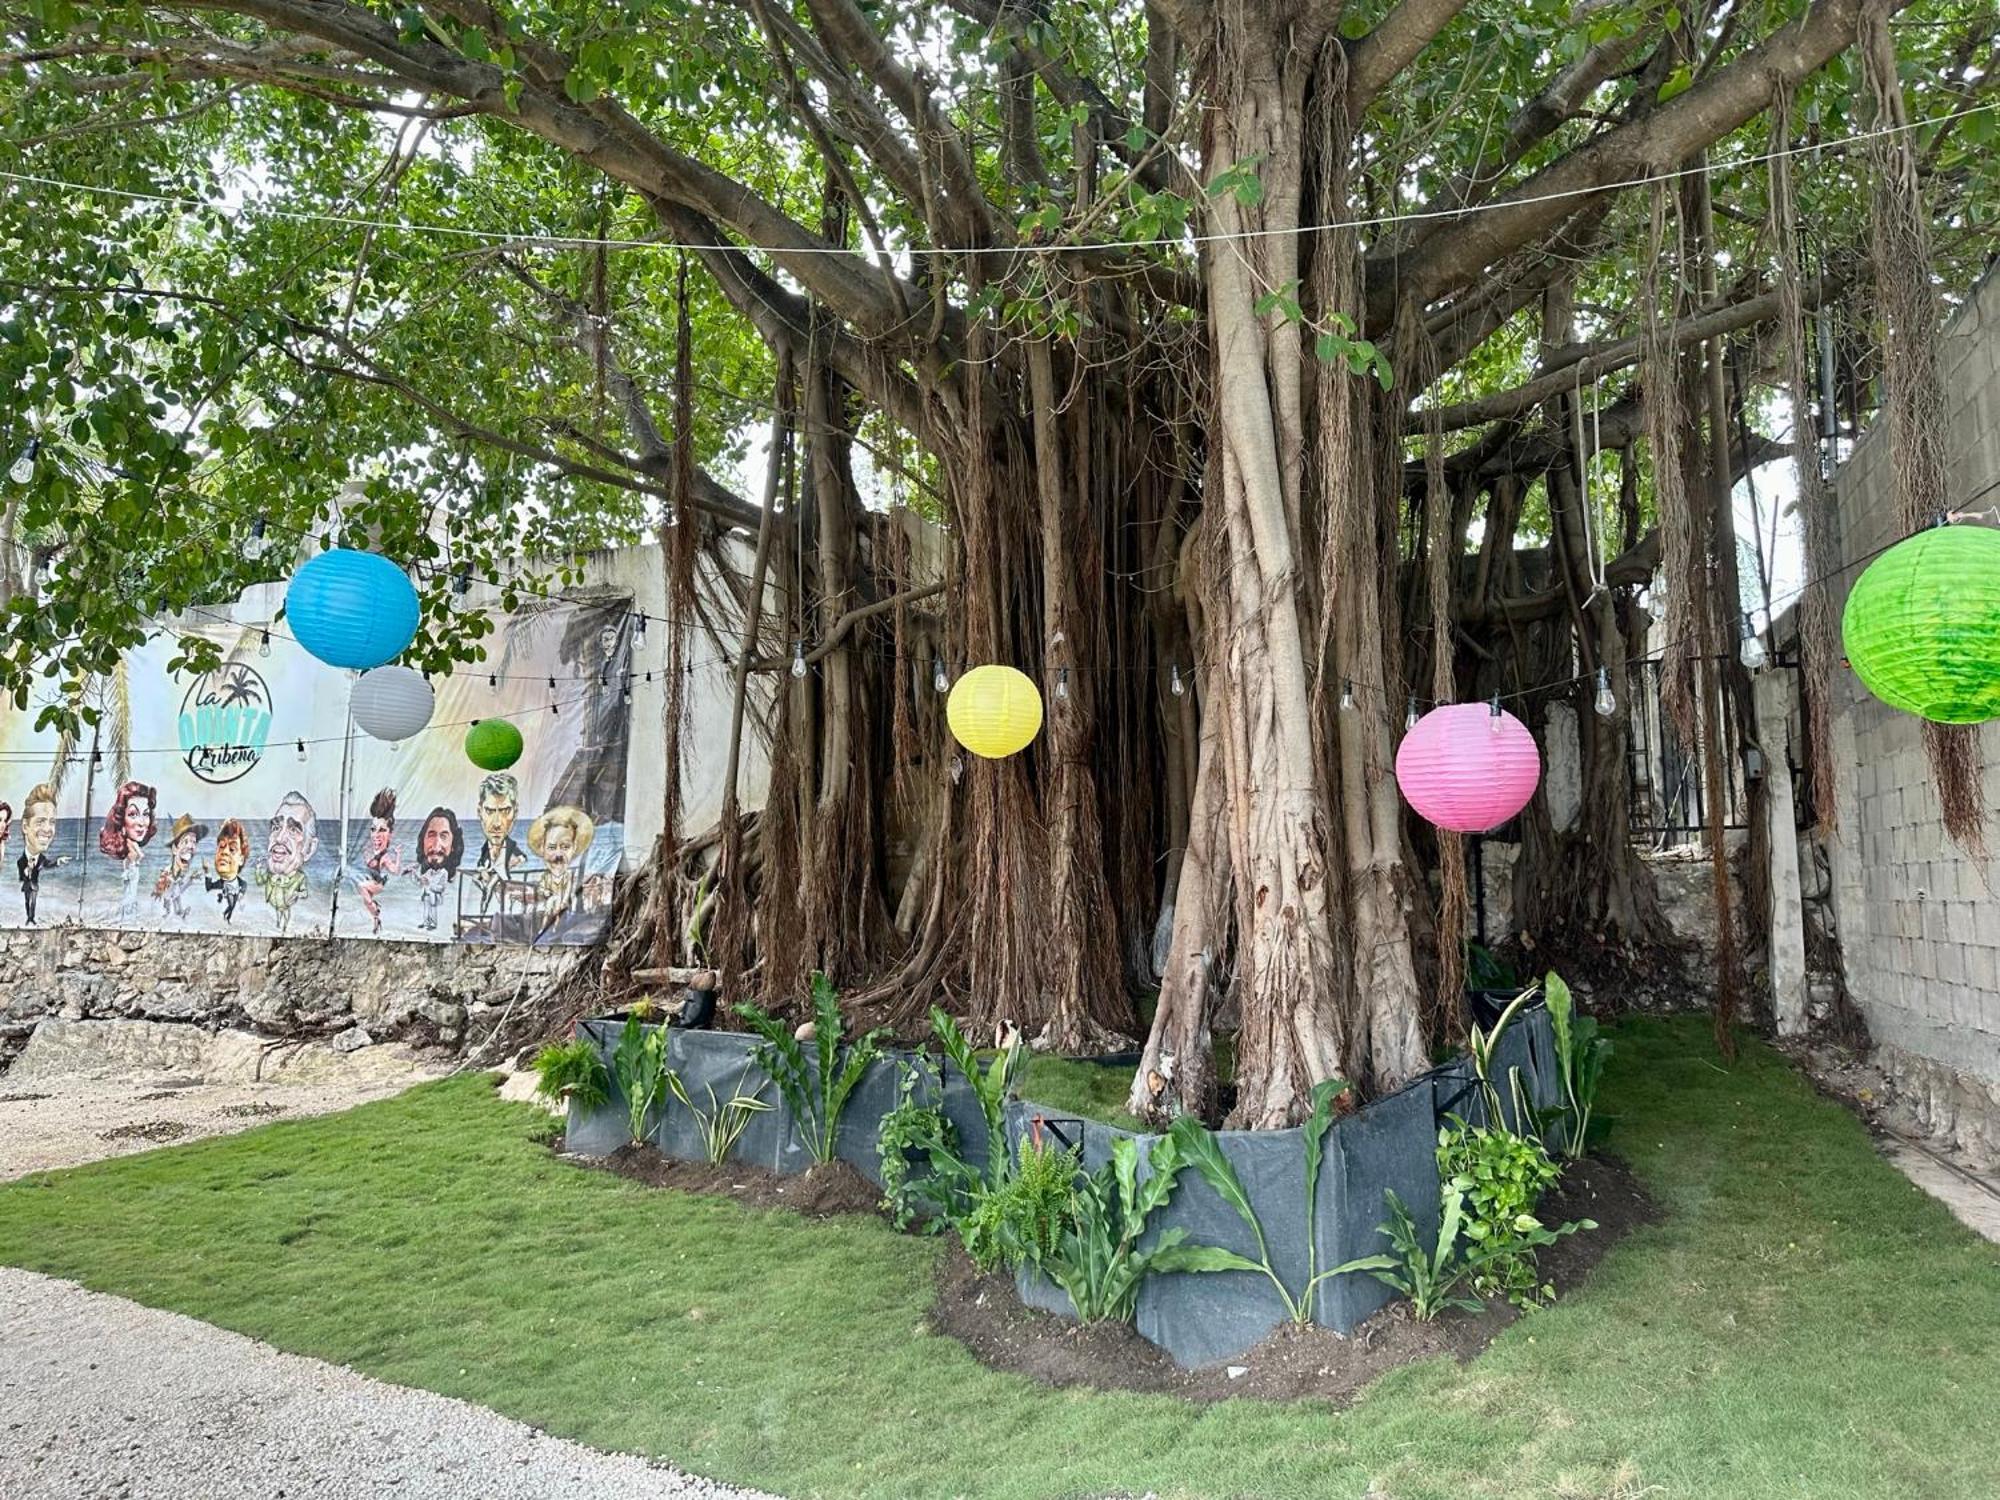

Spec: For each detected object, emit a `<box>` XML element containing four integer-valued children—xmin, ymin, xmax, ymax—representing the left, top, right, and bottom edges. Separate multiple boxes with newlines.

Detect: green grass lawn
<box><xmin>3</xmin><ymin>1019</ymin><xmax>1996</xmax><ymax>1500</ymax></box>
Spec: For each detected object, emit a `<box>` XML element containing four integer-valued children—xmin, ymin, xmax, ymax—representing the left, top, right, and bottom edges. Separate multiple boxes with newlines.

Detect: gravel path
<box><xmin>0</xmin><ymin>1268</ymin><xmax>779</xmax><ymax>1500</ymax></box>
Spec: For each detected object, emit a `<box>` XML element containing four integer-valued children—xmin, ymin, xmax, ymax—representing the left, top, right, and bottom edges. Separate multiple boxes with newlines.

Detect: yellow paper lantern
<box><xmin>946</xmin><ymin>665</ymin><xmax>1044</xmax><ymax>759</ymax></box>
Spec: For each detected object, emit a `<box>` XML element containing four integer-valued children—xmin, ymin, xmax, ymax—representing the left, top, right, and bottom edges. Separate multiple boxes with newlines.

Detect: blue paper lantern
<box><xmin>284</xmin><ymin>549</ymin><xmax>420</xmax><ymax>670</ymax></box>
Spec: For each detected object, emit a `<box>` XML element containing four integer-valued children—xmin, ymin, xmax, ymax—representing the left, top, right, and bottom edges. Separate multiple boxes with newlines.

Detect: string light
<box><xmin>242</xmin><ymin>513</ymin><xmax>268</xmax><ymax>561</ymax></box>
<box><xmin>621</xmin><ymin>682</ymin><xmax>632</xmax><ymax>706</ymax></box>
<box><xmin>295</xmin><ymin>739</ymin><xmax>307</xmax><ymax>763</ymax></box>
<box><xmin>1488</xmin><ymin>694</ymin><xmax>1504</xmax><ymax>735</ymax></box>
<box><xmin>488</xmin><ymin>672</ymin><xmax>498</xmax><ymax>689</ymax></box>
<box><xmin>1169</xmin><ymin>661</ymin><xmax>1184</xmax><ymax>697</ymax></box>
<box><xmin>7</xmin><ymin>437</ymin><xmax>37</xmax><ymax>486</ymax></box>
<box><xmin>1054</xmin><ymin>666</ymin><xmax>1070</xmax><ymax>702</ymax></box>
<box><xmin>1593</xmin><ymin>667</ymin><xmax>1616</xmax><ymax>718</ymax></box>
<box><xmin>932</xmin><ymin>657</ymin><xmax>948</xmax><ymax>694</ymax></box>
<box><xmin>1739</xmin><ymin>612</ymin><xmax>1768</xmax><ymax>672</ymax></box>
<box><xmin>1339</xmin><ymin>679</ymin><xmax>1354</xmax><ymax>712</ymax></box>
<box><xmin>1405</xmin><ymin>696</ymin><xmax>1419</xmax><ymax>731</ymax></box>
<box><xmin>634</xmin><ymin>613</ymin><xmax>647</xmax><ymax>644</ymax></box>
<box><xmin>258</xmin><ymin>628</ymin><xmax>272</xmax><ymax>659</ymax></box>
<box><xmin>949</xmin><ymin>753</ymin><xmax>964</xmax><ymax>785</ymax></box>
<box><xmin>791</xmin><ymin>640</ymin><xmax>807</xmax><ymax>679</ymax></box>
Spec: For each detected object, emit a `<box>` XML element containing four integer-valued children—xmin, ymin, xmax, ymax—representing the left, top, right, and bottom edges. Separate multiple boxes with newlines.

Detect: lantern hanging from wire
<box><xmin>350</xmin><ymin>665</ymin><xmax>435</xmax><ymax>743</ymax></box>
<box><xmin>465</xmin><ymin>717</ymin><xmax>525</xmax><ymax>771</ymax></box>
<box><xmin>1395</xmin><ymin>701</ymin><xmax>1542</xmax><ymax>833</ymax></box>
<box><xmin>1841</xmin><ymin>522</ymin><xmax>2000</xmax><ymax>724</ymax></box>
<box><xmin>284</xmin><ymin>548</ymin><xmax>420</xmax><ymax>670</ymax></box>
<box><xmin>945</xmin><ymin>664</ymin><xmax>1043</xmax><ymax>759</ymax></box>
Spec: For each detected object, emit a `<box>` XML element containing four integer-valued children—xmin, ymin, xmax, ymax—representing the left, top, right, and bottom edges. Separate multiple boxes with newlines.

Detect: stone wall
<box><xmin>1823</xmin><ymin>261</ymin><xmax>2000</xmax><ymax>1162</ymax></box>
<box><xmin>0</xmin><ymin>926</ymin><xmax>576</xmax><ymax>1071</ymax></box>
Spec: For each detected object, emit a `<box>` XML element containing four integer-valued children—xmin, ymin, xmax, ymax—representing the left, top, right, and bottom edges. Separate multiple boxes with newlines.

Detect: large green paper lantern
<box><xmin>1841</xmin><ymin>524</ymin><xmax>2000</xmax><ymax>724</ymax></box>
<box><xmin>465</xmin><ymin>717</ymin><xmax>524</xmax><ymax>771</ymax></box>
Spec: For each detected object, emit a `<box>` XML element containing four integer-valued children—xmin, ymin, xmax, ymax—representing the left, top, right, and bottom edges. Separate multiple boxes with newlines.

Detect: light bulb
<box><xmin>453</xmin><ymin>562</ymin><xmax>473</xmax><ymax>596</ymax></box>
<box><xmin>242</xmin><ymin>515</ymin><xmax>269</xmax><ymax>561</ymax></box>
<box><xmin>8</xmin><ymin>438</ymin><xmax>37</xmax><ymax>486</ymax></box>
<box><xmin>1405</xmin><ymin>697</ymin><xmax>1419</xmax><ymax>731</ymax></box>
<box><xmin>1648</xmin><ymin>590</ymin><xmax>1667</xmax><ymax>624</ymax></box>
<box><xmin>295</xmin><ymin>739</ymin><xmax>307</xmax><ymax>763</ymax></box>
<box><xmin>1488</xmin><ymin>696</ymin><xmax>1504</xmax><ymax>734</ymax></box>
<box><xmin>949</xmin><ymin>754</ymin><xmax>964</xmax><ymax>785</ymax></box>
<box><xmin>933</xmin><ymin>658</ymin><xmax>948</xmax><ymax>694</ymax></box>
<box><xmin>488</xmin><ymin>672</ymin><xmax>498</xmax><ymax>690</ymax></box>
<box><xmin>547</xmin><ymin>676</ymin><xmax>556</xmax><ymax>694</ymax></box>
<box><xmin>257</xmin><ymin>629</ymin><xmax>271</xmax><ymax>659</ymax></box>
<box><xmin>1739</xmin><ymin>615</ymin><xmax>1767</xmax><ymax>672</ymax></box>
<box><xmin>388</xmin><ymin>738</ymin><xmax>400</xmax><ymax>753</ymax></box>
<box><xmin>1054</xmin><ymin>667</ymin><xmax>1070</xmax><ymax>701</ymax></box>
<box><xmin>1339</xmin><ymin>679</ymin><xmax>1354</xmax><ymax>713</ymax></box>
<box><xmin>634</xmin><ymin>613</ymin><xmax>647</xmax><ymax>644</ymax></box>
<box><xmin>1169</xmin><ymin>661</ymin><xmax>1185</xmax><ymax>698</ymax></box>
<box><xmin>1593</xmin><ymin>668</ymin><xmax>1616</xmax><ymax>718</ymax></box>
<box><xmin>621</xmin><ymin>683</ymin><xmax>632</xmax><ymax>706</ymax></box>
<box><xmin>664</xmin><ymin>502</ymin><xmax>679</xmax><ymax>529</ymax></box>
<box><xmin>790</xmin><ymin>641</ymin><xmax>807</xmax><ymax>679</ymax></box>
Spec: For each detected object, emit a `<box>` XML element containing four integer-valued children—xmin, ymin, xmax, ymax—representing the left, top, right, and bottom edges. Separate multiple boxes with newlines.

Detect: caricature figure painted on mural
<box><xmin>0</xmin><ymin>802</ymin><xmax>12</xmax><ymax>858</ymax></box>
<box><xmin>204</xmin><ymin>818</ymin><xmax>249</xmax><ymax>923</ymax></box>
<box><xmin>99</xmin><ymin>781</ymin><xmax>159</xmax><ymax>921</ymax></box>
<box><xmin>18</xmin><ymin>784</ymin><xmax>69</xmax><ymax>926</ymax></box>
<box><xmin>256</xmin><ymin>790</ymin><xmax>317</xmax><ymax>935</ymax></box>
<box><xmin>410</xmin><ymin>806</ymin><xmax>463</xmax><ymax>932</ymax></box>
<box><xmin>526</xmin><ymin>805</ymin><xmax>594</xmax><ymax>938</ymax></box>
<box><xmin>472</xmin><ymin>772</ymin><xmax>525</xmax><ymax>911</ymax></box>
<box><xmin>152</xmin><ymin>814</ymin><xmax>207</xmax><ymax>923</ymax></box>
<box><xmin>356</xmin><ymin>787</ymin><xmax>404</xmax><ymax>936</ymax></box>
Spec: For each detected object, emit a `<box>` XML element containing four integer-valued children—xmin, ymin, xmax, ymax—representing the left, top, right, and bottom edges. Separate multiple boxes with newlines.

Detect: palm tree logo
<box><xmin>215</xmin><ymin>664</ymin><xmax>265</xmax><ymax>710</ymax></box>
<box><xmin>177</xmin><ymin>657</ymin><xmax>275</xmax><ymax>786</ymax></box>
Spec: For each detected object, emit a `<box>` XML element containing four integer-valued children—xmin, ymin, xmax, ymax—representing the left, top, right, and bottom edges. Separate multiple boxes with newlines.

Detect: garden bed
<box><xmin>586</xmin><ymin>1140</ymin><xmax>881</xmax><ymax>1217</ymax></box>
<box><xmin>564</xmin><ymin>1001</ymin><xmax>1565</xmax><ymax>1367</ymax></box>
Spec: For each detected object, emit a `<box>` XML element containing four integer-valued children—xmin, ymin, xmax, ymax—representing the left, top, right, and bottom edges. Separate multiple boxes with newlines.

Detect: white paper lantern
<box><xmin>351</xmin><ymin>665</ymin><xmax>435</xmax><ymax>743</ymax></box>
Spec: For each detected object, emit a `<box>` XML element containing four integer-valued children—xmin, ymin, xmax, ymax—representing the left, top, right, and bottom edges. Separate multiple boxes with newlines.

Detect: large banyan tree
<box><xmin>1</xmin><ymin>0</ymin><xmax>1992</xmax><ymax>1122</ymax></box>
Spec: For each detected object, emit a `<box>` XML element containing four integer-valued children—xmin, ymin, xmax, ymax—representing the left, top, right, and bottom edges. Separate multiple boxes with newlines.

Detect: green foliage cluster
<box><xmin>665</xmin><ymin>1067</ymin><xmax>771</xmax><ymax>1165</ymax></box>
<box><xmin>530</xmin><ymin>1036</ymin><xmax>610</xmax><ymax>1113</ymax></box>
<box><xmin>1436</xmin><ymin>1118</ymin><xmax>1565</xmax><ymax>1308</ymax></box>
<box><xmin>1545</xmin><ymin>972</ymin><xmax>1613</xmax><ymax>1159</ymax></box>
<box><xmin>612</xmin><ymin>1011</ymin><xmax>671</xmax><ymax>1145</ymax></box>
<box><xmin>737</xmin><ymin>972</ymin><xmax>885</xmax><ymax>1166</ymax></box>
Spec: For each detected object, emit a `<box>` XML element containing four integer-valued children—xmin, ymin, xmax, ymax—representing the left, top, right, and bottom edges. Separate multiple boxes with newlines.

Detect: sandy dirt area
<box><xmin>0</xmin><ymin>1017</ymin><xmax>449</xmax><ymax>1180</ymax></box>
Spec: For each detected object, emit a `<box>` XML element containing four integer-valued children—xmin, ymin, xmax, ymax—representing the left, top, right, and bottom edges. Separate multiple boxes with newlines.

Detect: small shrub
<box><xmin>531</xmin><ymin>1036</ymin><xmax>610</xmax><ymax>1113</ymax></box>
<box><xmin>1169</xmin><ymin>1076</ymin><xmax>1378</xmax><ymax>1324</ymax></box>
<box><xmin>612</xmin><ymin>1012</ymin><xmax>671</xmax><ymax>1144</ymax></box>
<box><xmin>1543</xmin><ymin>970</ymin><xmax>1612</xmax><ymax>1159</ymax></box>
<box><xmin>961</xmin><ymin>1134</ymin><xmax>1078</xmax><ymax>1271</ymax></box>
<box><xmin>1366</xmin><ymin>1181</ymin><xmax>1592</xmax><ymax>1321</ymax></box>
<box><xmin>738</xmin><ymin>971</ymin><xmax>886</xmax><ymax>1165</ymax></box>
<box><xmin>877</xmin><ymin>1065</ymin><xmax>980</xmax><ymax>1231</ymax></box>
<box><xmin>1437</xmin><ymin>1117</ymin><xmax>1563</xmax><ymax>1307</ymax></box>
<box><xmin>666</xmin><ymin>1066</ymin><xmax>771</xmax><ymax>1164</ymax></box>
<box><xmin>1037</xmin><ymin>1132</ymin><xmax>1247</xmax><ymax>1325</ymax></box>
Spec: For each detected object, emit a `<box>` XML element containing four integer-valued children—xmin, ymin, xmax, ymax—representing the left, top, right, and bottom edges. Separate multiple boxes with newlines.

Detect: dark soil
<box><xmin>929</xmin><ymin>1152</ymin><xmax>1659</xmax><ymax>1405</ymax></box>
<box><xmin>585</xmin><ymin>1142</ymin><xmax>883</xmax><ymax>1219</ymax></box>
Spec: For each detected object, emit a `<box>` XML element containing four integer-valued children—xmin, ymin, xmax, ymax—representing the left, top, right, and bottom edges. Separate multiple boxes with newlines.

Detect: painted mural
<box><xmin>0</xmin><ymin>594</ymin><xmax>633</xmax><ymax>946</ymax></box>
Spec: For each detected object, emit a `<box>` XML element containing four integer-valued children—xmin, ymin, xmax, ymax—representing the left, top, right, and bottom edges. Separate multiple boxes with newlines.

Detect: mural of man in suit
<box><xmin>256</xmin><ymin>789</ymin><xmax>317</xmax><ymax>936</ymax></box>
<box><xmin>471</xmin><ymin>771</ymin><xmax>524</xmax><ymax>915</ymax></box>
<box><xmin>17</xmin><ymin>783</ymin><xmax>67</xmax><ymax>926</ymax></box>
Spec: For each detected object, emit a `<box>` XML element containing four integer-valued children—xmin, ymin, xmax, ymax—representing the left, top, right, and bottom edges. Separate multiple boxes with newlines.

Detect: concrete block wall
<box><xmin>1826</xmin><ymin>262</ymin><xmax>2000</xmax><ymax>1162</ymax></box>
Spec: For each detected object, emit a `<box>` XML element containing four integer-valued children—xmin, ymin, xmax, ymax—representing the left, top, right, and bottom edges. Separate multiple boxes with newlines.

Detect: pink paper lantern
<box><xmin>1395</xmin><ymin>703</ymin><xmax>1541</xmax><ymax>833</ymax></box>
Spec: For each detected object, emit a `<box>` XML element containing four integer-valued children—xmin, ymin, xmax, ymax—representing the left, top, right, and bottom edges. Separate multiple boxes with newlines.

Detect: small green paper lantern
<box><xmin>1841</xmin><ymin>524</ymin><xmax>2000</xmax><ymax>724</ymax></box>
<box><xmin>465</xmin><ymin>717</ymin><xmax>524</xmax><ymax>771</ymax></box>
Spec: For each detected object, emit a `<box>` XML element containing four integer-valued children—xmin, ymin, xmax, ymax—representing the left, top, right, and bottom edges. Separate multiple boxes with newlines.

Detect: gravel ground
<box><xmin>0</xmin><ymin>1268</ymin><xmax>780</xmax><ymax>1500</ymax></box>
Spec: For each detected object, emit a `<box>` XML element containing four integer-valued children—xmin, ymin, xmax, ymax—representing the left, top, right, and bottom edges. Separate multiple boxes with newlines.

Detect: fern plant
<box><xmin>737</xmin><ymin>971</ymin><xmax>886</xmax><ymax>1165</ymax></box>
<box><xmin>612</xmin><ymin>1012</ymin><xmax>670</xmax><ymax>1144</ymax></box>
<box><xmin>531</xmin><ymin>1036</ymin><xmax>610</xmax><ymax>1113</ymax></box>
<box><xmin>1168</xmin><ymin>1076</ymin><xmax>1381</xmax><ymax>1325</ymax></box>
<box><xmin>960</xmin><ymin>1134</ymin><xmax>1078</xmax><ymax>1271</ymax></box>
<box><xmin>666</xmin><ymin>1066</ymin><xmax>771</xmax><ymax>1163</ymax></box>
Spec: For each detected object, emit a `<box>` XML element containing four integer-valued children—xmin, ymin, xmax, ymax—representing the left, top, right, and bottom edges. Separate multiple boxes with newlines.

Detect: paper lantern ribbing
<box><xmin>465</xmin><ymin>717</ymin><xmax>524</xmax><ymax>771</ymax></box>
<box><xmin>350</xmin><ymin>666</ymin><xmax>435</xmax><ymax>743</ymax></box>
<box><xmin>1395</xmin><ymin>703</ymin><xmax>1541</xmax><ymax>833</ymax></box>
<box><xmin>285</xmin><ymin>548</ymin><xmax>420</xmax><ymax>670</ymax></box>
<box><xmin>946</xmin><ymin>665</ymin><xmax>1044</xmax><ymax>759</ymax></box>
<box><xmin>1841</xmin><ymin>524</ymin><xmax>2000</xmax><ymax>725</ymax></box>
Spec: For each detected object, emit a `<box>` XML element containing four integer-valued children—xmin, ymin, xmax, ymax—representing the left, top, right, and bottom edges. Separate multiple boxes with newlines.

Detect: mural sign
<box><xmin>0</xmin><ymin>592</ymin><xmax>633</xmax><ymax>946</ymax></box>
